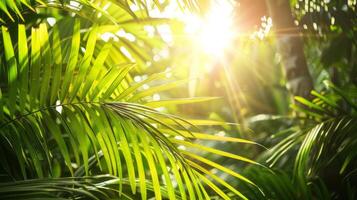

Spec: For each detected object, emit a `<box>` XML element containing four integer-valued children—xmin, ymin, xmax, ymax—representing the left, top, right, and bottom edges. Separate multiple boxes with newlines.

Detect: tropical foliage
<box><xmin>1</xmin><ymin>0</ymin><xmax>357</xmax><ymax>199</ymax></box>
<box><xmin>0</xmin><ymin>0</ymin><xmax>260</xmax><ymax>199</ymax></box>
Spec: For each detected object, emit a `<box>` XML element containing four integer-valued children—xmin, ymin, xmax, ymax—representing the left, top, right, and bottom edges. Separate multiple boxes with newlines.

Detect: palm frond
<box><xmin>263</xmin><ymin>83</ymin><xmax>357</xmax><ymax>199</ymax></box>
<box><xmin>0</xmin><ymin>18</ymin><xmax>258</xmax><ymax>200</ymax></box>
<box><xmin>0</xmin><ymin>0</ymin><xmax>196</xmax><ymax>72</ymax></box>
<box><xmin>0</xmin><ymin>0</ymin><xmax>199</xmax><ymax>23</ymax></box>
<box><xmin>239</xmin><ymin>167</ymin><xmax>331</xmax><ymax>200</ymax></box>
<box><xmin>0</xmin><ymin>175</ymin><xmax>180</xmax><ymax>200</ymax></box>
<box><xmin>295</xmin><ymin>117</ymin><xmax>357</xmax><ymax>179</ymax></box>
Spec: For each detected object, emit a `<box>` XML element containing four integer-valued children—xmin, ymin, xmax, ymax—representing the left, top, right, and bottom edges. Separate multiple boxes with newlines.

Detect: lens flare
<box><xmin>184</xmin><ymin>1</ymin><xmax>235</xmax><ymax>57</ymax></box>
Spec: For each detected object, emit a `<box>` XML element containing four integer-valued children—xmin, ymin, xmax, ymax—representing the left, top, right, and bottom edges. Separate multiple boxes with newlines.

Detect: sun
<box><xmin>184</xmin><ymin>1</ymin><xmax>236</xmax><ymax>58</ymax></box>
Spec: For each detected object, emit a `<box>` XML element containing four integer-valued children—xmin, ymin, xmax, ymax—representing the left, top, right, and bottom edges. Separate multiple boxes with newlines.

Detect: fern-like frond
<box><xmin>0</xmin><ymin>175</ymin><xmax>181</xmax><ymax>199</ymax></box>
<box><xmin>0</xmin><ymin>17</ymin><xmax>258</xmax><ymax>200</ymax></box>
<box><xmin>0</xmin><ymin>0</ymin><xmax>200</xmax><ymax>23</ymax></box>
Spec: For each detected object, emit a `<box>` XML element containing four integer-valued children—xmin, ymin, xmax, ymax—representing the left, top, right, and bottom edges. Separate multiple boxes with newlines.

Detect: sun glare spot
<box><xmin>120</xmin><ymin>46</ymin><xmax>134</xmax><ymax>61</ymax></box>
<box><xmin>103</xmin><ymin>2</ymin><xmax>111</xmax><ymax>11</ymax></box>
<box><xmin>143</xmin><ymin>84</ymin><xmax>150</xmax><ymax>90</ymax></box>
<box><xmin>157</xmin><ymin>25</ymin><xmax>173</xmax><ymax>44</ymax></box>
<box><xmin>175</xmin><ymin>136</ymin><xmax>184</xmax><ymax>140</ymax></box>
<box><xmin>155</xmin><ymin>107</ymin><xmax>166</xmax><ymax>112</ymax></box>
<box><xmin>153</xmin><ymin>94</ymin><xmax>161</xmax><ymax>101</ymax></box>
<box><xmin>178</xmin><ymin>145</ymin><xmax>186</xmax><ymax>150</ymax></box>
<box><xmin>47</xmin><ymin>17</ymin><xmax>56</xmax><ymax>26</ymax></box>
<box><xmin>125</xmin><ymin>33</ymin><xmax>136</xmax><ymax>42</ymax></box>
<box><xmin>183</xmin><ymin>1</ymin><xmax>236</xmax><ymax>57</ymax></box>
<box><xmin>252</xmin><ymin>16</ymin><xmax>273</xmax><ymax>40</ymax></box>
<box><xmin>69</xmin><ymin>1</ymin><xmax>81</xmax><ymax>10</ymax></box>
<box><xmin>55</xmin><ymin>100</ymin><xmax>62</xmax><ymax>114</ymax></box>
<box><xmin>116</xmin><ymin>29</ymin><xmax>126</xmax><ymax>37</ymax></box>
<box><xmin>144</xmin><ymin>25</ymin><xmax>155</xmax><ymax>38</ymax></box>
<box><xmin>130</xmin><ymin>4</ymin><xmax>139</xmax><ymax>12</ymax></box>
<box><xmin>100</xmin><ymin>32</ymin><xmax>118</xmax><ymax>42</ymax></box>
<box><xmin>134</xmin><ymin>76</ymin><xmax>142</xmax><ymax>82</ymax></box>
<box><xmin>215</xmin><ymin>131</ymin><xmax>226</xmax><ymax>137</ymax></box>
<box><xmin>153</xmin><ymin>54</ymin><xmax>161</xmax><ymax>62</ymax></box>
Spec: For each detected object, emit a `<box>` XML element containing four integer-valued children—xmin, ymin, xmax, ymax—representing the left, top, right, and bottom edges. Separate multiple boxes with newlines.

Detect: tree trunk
<box><xmin>266</xmin><ymin>0</ymin><xmax>314</xmax><ymax>99</ymax></box>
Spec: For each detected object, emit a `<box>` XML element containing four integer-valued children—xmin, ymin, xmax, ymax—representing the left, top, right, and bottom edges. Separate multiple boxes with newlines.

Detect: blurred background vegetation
<box><xmin>0</xmin><ymin>0</ymin><xmax>357</xmax><ymax>199</ymax></box>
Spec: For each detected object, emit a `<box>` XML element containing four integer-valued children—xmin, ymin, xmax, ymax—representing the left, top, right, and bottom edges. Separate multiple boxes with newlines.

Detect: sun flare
<box><xmin>183</xmin><ymin>1</ymin><xmax>235</xmax><ymax>57</ymax></box>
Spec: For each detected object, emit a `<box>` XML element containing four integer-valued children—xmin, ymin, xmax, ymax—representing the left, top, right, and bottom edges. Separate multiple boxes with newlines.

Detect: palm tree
<box><xmin>0</xmin><ymin>0</ymin><xmax>259</xmax><ymax>199</ymax></box>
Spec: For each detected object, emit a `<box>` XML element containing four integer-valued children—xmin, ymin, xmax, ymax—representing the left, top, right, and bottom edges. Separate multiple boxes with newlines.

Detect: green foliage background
<box><xmin>0</xmin><ymin>0</ymin><xmax>356</xmax><ymax>199</ymax></box>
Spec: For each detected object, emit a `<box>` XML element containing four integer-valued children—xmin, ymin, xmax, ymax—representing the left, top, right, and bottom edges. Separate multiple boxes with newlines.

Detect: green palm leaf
<box><xmin>0</xmin><ymin>15</ymin><xmax>258</xmax><ymax>200</ymax></box>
